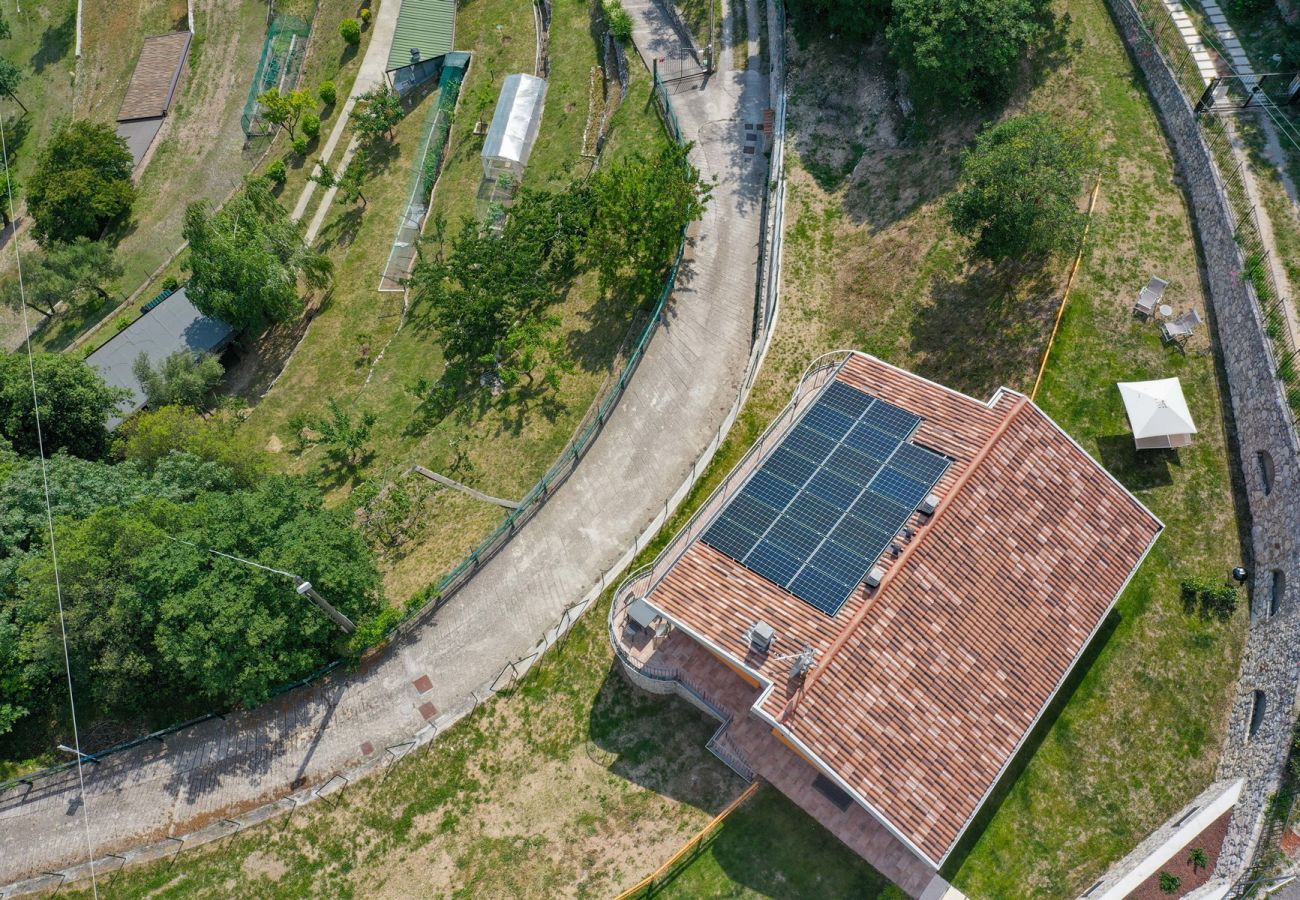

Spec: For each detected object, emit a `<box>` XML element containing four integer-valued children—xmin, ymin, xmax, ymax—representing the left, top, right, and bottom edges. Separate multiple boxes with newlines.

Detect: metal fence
<box><xmin>240</xmin><ymin>13</ymin><xmax>313</xmax><ymax>137</ymax></box>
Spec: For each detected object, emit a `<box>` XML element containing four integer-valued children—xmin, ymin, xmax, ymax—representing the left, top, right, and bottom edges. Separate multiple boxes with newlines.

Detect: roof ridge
<box><xmin>778</xmin><ymin>394</ymin><xmax>1031</xmax><ymax>725</ymax></box>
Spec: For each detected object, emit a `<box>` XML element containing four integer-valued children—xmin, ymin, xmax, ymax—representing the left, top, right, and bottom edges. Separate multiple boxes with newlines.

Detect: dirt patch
<box><xmin>1125</xmin><ymin>809</ymin><xmax>1232</xmax><ymax>899</ymax></box>
<box><xmin>240</xmin><ymin>851</ymin><xmax>289</xmax><ymax>882</ymax></box>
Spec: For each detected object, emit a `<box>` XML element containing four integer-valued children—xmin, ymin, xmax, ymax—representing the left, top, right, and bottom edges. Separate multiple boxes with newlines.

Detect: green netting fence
<box><xmin>241</xmin><ymin>13</ymin><xmax>313</xmax><ymax>137</ymax></box>
<box><xmin>379</xmin><ymin>56</ymin><xmax>469</xmax><ymax>290</ymax></box>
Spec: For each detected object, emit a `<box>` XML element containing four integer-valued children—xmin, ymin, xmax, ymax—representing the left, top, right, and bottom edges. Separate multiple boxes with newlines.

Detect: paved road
<box><xmin>0</xmin><ymin>0</ymin><xmax>768</xmax><ymax>886</ymax></box>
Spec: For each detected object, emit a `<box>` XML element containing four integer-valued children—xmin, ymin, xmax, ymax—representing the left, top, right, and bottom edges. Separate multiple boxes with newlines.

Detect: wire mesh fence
<box><xmin>379</xmin><ymin>57</ymin><xmax>469</xmax><ymax>291</ymax></box>
<box><xmin>241</xmin><ymin>13</ymin><xmax>313</xmax><ymax>137</ymax></box>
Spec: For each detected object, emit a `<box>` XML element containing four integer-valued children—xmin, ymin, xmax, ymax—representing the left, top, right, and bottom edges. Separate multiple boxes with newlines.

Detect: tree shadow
<box><xmin>908</xmin><ymin>257</ymin><xmax>1059</xmax><ymax>397</ymax></box>
<box><xmin>1095</xmin><ymin>434</ymin><xmax>1179</xmax><ymax>490</ymax></box>
<box><xmin>315</xmin><ymin>204</ymin><xmax>365</xmax><ymax>254</ymax></box>
<box><xmin>0</xmin><ymin>113</ymin><xmax>31</xmax><ymax>165</ymax></box>
<box><xmin>941</xmin><ymin>609</ymin><xmax>1122</xmax><ymax>880</ymax></box>
<box><xmin>32</xmin><ymin>9</ymin><xmax>76</xmax><ymax>74</ymax></box>
<box><xmin>586</xmin><ymin>661</ymin><xmax>744</xmax><ymax>811</ymax></box>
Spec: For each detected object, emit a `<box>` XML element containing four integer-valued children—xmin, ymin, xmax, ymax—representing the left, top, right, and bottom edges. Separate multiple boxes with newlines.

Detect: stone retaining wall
<box><xmin>1105</xmin><ymin>0</ymin><xmax>1300</xmax><ymax>888</ymax></box>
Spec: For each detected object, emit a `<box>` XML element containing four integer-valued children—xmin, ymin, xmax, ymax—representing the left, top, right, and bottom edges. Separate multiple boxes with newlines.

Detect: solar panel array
<box><xmin>702</xmin><ymin>381</ymin><xmax>951</xmax><ymax>616</ymax></box>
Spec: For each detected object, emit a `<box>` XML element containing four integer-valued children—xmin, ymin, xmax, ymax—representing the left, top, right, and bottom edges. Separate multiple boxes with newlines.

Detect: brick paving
<box><xmin>0</xmin><ymin>0</ymin><xmax>768</xmax><ymax>886</ymax></box>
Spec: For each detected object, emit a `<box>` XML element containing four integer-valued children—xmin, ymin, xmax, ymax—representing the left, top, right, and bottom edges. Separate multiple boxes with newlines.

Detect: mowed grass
<box><xmin>237</xmin><ymin>0</ymin><xmax>672</xmax><ymax>602</ymax></box>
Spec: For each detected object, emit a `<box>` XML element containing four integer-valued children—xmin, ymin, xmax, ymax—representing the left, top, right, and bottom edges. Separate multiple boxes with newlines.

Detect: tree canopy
<box><xmin>887</xmin><ymin>0</ymin><xmax>1055</xmax><ymax>107</ymax></box>
<box><xmin>947</xmin><ymin>113</ymin><xmax>1094</xmax><ymax>260</ymax></box>
<box><xmin>410</xmin><ymin>142</ymin><xmax>708</xmax><ymax>400</ymax></box>
<box><xmin>0</xmin><ymin>352</ymin><xmax>126</xmax><ymax>459</ymax></box>
<box><xmin>1</xmin><ymin>239</ymin><xmax>122</xmax><ymax>316</ymax></box>
<box><xmin>785</xmin><ymin>0</ymin><xmax>891</xmax><ymax>41</ymax></box>
<box><xmin>133</xmin><ymin>351</ymin><xmax>225</xmax><ymax>410</ymax></box>
<box><xmin>0</xmin><ymin>467</ymin><xmax>384</xmax><ymax>739</ymax></box>
<box><xmin>115</xmin><ymin>405</ymin><xmax>267</xmax><ymax>487</ymax></box>
<box><xmin>184</xmin><ymin>177</ymin><xmax>332</xmax><ymax>331</ymax></box>
<box><xmin>27</xmin><ymin>120</ymin><xmax>136</xmax><ymax>245</ymax></box>
<box><xmin>353</xmin><ymin>85</ymin><xmax>404</xmax><ymax>144</ymax></box>
<box><xmin>257</xmin><ymin>87</ymin><xmax>315</xmax><ymax>138</ymax></box>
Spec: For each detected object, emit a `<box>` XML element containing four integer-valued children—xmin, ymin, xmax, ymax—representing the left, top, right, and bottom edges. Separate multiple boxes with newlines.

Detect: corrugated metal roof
<box><xmin>85</xmin><ymin>287</ymin><xmax>235</xmax><ymax>426</ymax></box>
<box><xmin>386</xmin><ymin>0</ymin><xmax>456</xmax><ymax>72</ymax></box>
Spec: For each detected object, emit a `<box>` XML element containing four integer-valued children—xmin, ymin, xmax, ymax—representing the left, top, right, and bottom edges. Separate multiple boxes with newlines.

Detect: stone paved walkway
<box><xmin>0</xmin><ymin>1</ymin><xmax>768</xmax><ymax>887</ymax></box>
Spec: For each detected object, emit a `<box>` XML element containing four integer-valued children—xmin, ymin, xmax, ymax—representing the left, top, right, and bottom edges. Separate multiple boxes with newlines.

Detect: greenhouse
<box><xmin>482</xmin><ymin>73</ymin><xmax>547</xmax><ymax>181</ymax></box>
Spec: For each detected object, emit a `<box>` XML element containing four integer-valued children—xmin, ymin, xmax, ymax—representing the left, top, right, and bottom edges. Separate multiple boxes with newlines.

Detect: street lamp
<box><xmin>166</xmin><ymin>537</ymin><xmax>357</xmax><ymax>634</ymax></box>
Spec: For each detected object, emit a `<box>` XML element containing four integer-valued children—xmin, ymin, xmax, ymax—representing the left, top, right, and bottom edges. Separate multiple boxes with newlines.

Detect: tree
<box><xmin>947</xmin><ymin>114</ymin><xmax>1093</xmax><ymax>261</ymax></box>
<box><xmin>132</xmin><ymin>351</ymin><xmax>225</xmax><ymax>410</ymax></box>
<box><xmin>47</xmin><ymin>237</ymin><xmax>121</xmax><ymax>305</ymax></box>
<box><xmin>0</xmin><ymin>58</ymin><xmax>25</xmax><ymax>114</ymax></box>
<box><xmin>411</xmin><ymin>186</ymin><xmax>588</xmax><ymax>392</ymax></box>
<box><xmin>0</xmin><ymin>166</ymin><xmax>16</xmax><ymax>229</ymax></box>
<box><xmin>785</xmin><ymin>0</ymin><xmax>890</xmax><ymax>41</ymax></box>
<box><xmin>887</xmin><ymin>0</ymin><xmax>1055</xmax><ymax>107</ymax></box>
<box><xmin>116</xmin><ymin>405</ymin><xmax>267</xmax><ymax>487</ymax></box>
<box><xmin>0</xmin><ymin>353</ymin><xmax>127</xmax><ymax>459</ymax></box>
<box><xmin>340</xmin><ymin>18</ymin><xmax>362</xmax><ymax>46</ymax></box>
<box><xmin>311</xmin><ymin>149</ymin><xmax>371</xmax><ymax>207</ymax></box>
<box><xmin>353</xmin><ymin>84</ymin><xmax>404</xmax><ymax>143</ymax></box>
<box><xmin>142</xmin><ymin>477</ymin><xmax>384</xmax><ymax>707</ymax></box>
<box><xmin>307</xmin><ymin>399</ymin><xmax>377</xmax><ymax>465</ymax></box>
<box><xmin>184</xmin><ymin>177</ymin><xmax>332</xmax><ymax>331</ymax></box>
<box><xmin>256</xmin><ymin>87</ymin><xmax>315</xmax><ymax>138</ymax></box>
<box><xmin>27</xmin><ymin>120</ymin><xmax>136</xmax><ymax>246</ymax></box>
<box><xmin>585</xmin><ymin>141</ymin><xmax>710</xmax><ymax>300</ymax></box>
<box><xmin>0</xmin><ymin>239</ymin><xmax>120</xmax><ymax>317</ymax></box>
<box><xmin>319</xmin><ymin>81</ymin><xmax>337</xmax><ymax>106</ymax></box>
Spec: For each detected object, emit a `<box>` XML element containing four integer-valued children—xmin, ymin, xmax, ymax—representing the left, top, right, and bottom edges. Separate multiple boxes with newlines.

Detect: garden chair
<box><xmin>1134</xmin><ymin>276</ymin><xmax>1168</xmax><ymax>317</ymax></box>
<box><xmin>1161</xmin><ymin>308</ymin><xmax>1202</xmax><ymax>346</ymax></box>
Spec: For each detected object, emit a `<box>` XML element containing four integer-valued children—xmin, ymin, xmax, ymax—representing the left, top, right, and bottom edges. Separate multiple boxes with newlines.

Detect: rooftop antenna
<box><xmin>773</xmin><ymin>645</ymin><xmax>817</xmax><ymax>679</ymax></box>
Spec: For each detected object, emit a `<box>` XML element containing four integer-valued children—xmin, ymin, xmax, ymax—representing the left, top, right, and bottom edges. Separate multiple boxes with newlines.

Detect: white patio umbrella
<box><xmin>1117</xmin><ymin>378</ymin><xmax>1198</xmax><ymax>450</ymax></box>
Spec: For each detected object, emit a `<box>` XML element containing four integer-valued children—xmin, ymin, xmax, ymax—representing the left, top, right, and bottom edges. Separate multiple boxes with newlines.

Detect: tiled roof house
<box><xmin>609</xmin><ymin>352</ymin><xmax>1162</xmax><ymax>896</ymax></box>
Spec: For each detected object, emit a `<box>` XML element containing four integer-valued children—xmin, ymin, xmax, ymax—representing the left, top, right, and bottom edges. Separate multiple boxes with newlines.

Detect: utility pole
<box><xmin>165</xmin><ymin>537</ymin><xmax>357</xmax><ymax>635</ymax></box>
<box><xmin>295</xmin><ymin>579</ymin><xmax>357</xmax><ymax>634</ymax></box>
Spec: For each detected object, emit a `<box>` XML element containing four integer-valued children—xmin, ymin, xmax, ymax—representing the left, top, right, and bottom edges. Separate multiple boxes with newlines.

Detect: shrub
<box><xmin>340</xmin><ymin>18</ymin><xmax>361</xmax><ymax>45</ymax></box>
<box><xmin>114</xmin><ymin>314</ymin><xmax>132</xmax><ymax>332</ymax></box>
<box><xmin>1181</xmin><ymin>576</ymin><xmax>1239</xmax><ymax>620</ymax></box>
<box><xmin>301</xmin><ymin>113</ymin><xmax>321</xmax><ymax>140</ymax></box>
<box><xmin>359</xmin><ymin>6</ymin><xmax>372</xmax><ymax>25</ymax></box>
<box><xmin>319</xmin><ymin>80</ymin><xmax>337</xmax><ymax>106</ymax></box>
<box><xmin>604</xmin><ymin>0</ymin><xmax>633</xmax><ymax>41</ymax></box>
<box><xmin>293</xmin><ymin>135</ymin><xmax>309</xmax><ymax>157</ymax></box>
<box><xmin>161</xmin><ymin>275</ymin><xmax>181</xmax><ymax>291</ymax></box>
<box><xmin>1159</xmin><ymin>871</ymin><xmax>1181</xmax><ymax>893</ymax></box>
<box><xmin>266</xmin><ymin>158</ymin><xmax>287</xmax><ymax>183</ymax></box>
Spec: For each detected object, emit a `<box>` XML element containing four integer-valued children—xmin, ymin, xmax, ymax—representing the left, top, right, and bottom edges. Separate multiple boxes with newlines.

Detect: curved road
<box><xmin>0</xmin><ymin>0</ymin><xmax>769</xmax><ymax>887</ymax></box>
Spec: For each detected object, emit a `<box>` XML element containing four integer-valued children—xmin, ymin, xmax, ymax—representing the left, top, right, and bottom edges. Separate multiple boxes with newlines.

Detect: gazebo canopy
<box><xmin>1118</xmin><ymin>378</ymin><xmax>1197</xmax><ymax>448</ymax></box>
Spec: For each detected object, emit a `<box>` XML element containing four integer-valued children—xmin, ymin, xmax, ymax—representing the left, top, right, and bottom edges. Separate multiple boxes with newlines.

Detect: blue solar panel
<box><xmin>823</xmin><ymin>444</ymin><xmax>882</xmax><ymax>484</ymax></box>
<box><xmin>788</xmin><ymin>568</ymin><xmax>857</xmax><ymax>616</ymax></box>
<box><xmin>701</xmin><ymin>378</ymin><xmax>952</xmax><ymax>618</ymax></box>
<box><xmin>860</xmin><ymin>399</ymin><xmax>921</xmax><ymax>439</ymax></box>
<box><xmin>843</xmin><ymin>422</ymin><xmax>899</xmax><ymax>461</ymax></box>
<box><xmin>765</xmin><ymin>446</ymin><xmax>819</xmax><ymax>488</ymax></box>
<box><xmin>742</xmin><ymin>470</ymin><xmax>800</xmax><ymax>510</ymax></box>
<box><xmin>801</xmin><ymin>404</ymin><xmax>857</xmax><ymax>440</ymax></box>
<box><xmin>784</xmin><ymin>422</ymin><xmax>837</xmax><ymax>464</ymax></box>
<box><xmin>764</xmin><ymin>516</ymin><xmax>824</xmax><ymax>558</ymax></box>
<box><xmin>746</xmin><ymin>538</ymin><xmax>804</xmax><ymax>585</ymax></box>
<box><xmin>871</xmin><ymin>468</ymin><xmax>930</xmax><ymax>507</ymax></box>
<box><xmin>784</xmin><ymin>492</ymin><xmax>842</xmax><ymax>533</ymax></box>
<box><xmin>818</xmin><ymin>381</ymin><xmax>876</xmax><ymax>420</ymax></box>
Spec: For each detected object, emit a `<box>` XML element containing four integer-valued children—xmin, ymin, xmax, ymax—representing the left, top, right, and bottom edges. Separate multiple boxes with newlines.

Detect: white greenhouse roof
<box><xmin>482</xmin><ymin>73</ymin><xmax>547</xmax><ymax>167</ymax></box>
<box><xmin>1118</xmin><ymin>377</ymin><xmax>1198</xmax><ymax>439</ymax></box>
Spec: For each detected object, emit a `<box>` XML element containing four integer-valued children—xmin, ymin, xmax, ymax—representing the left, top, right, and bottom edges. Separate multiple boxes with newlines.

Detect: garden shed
<box><xmin>481</xmin><ymin>74</ymin><xmax>547</xmax><ymax>181</ymax></box>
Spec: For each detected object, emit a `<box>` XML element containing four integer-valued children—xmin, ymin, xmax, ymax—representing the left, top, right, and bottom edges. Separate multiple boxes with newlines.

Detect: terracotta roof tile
<box><xmin>645</xmin><ymin>354</ymin><xmax>1161</xmax><ymax>864</ymax></box>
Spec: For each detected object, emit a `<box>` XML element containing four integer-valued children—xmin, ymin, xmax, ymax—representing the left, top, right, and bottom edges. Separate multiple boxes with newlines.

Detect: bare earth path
<box><xmin>0</xmin><ymin>1</ymin><xmax>768</xmax><ymax>888</ymax></box>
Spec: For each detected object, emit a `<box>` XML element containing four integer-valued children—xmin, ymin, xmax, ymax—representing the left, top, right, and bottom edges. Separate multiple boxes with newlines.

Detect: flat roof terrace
<box><xmin>633</xmin><ymin>352</ymin><xmax>1163</xmax><ymax>866</ymax></box>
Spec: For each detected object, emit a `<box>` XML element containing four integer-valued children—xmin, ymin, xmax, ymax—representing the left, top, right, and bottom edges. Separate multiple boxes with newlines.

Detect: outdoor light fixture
<box><xmin>1233</xmin><ymin>567</ymin><xmax>1249</xmax><ymax>584</ymax></box>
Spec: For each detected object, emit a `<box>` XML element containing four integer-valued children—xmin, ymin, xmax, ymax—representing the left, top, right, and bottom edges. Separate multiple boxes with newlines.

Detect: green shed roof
<box><xmin>386</xmin><ymin>0</ymin><xmax>457</xmax><ymax>72</ymax></box>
